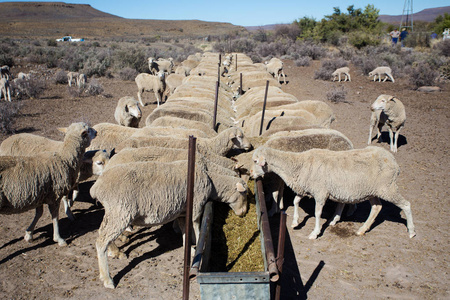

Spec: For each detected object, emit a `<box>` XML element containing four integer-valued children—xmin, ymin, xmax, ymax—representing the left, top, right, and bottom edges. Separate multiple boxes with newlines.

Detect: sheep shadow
<box><xmin>371</xmin><ymin>131</ymin><xmax>408</xmax><ymax>149</ymax></box>
<box><xmin>283</xmin><ymin>187</ymin><xmax>408</xmax><ymax>238</ymax></box>
<box><xmin>268</xmin><ymin>212</ymin><xmax>323</xmax><ymax>299</ymax></box>
<box><xmin>113</xmin><ymin>223</ymin><xmax>183</xmax><ymax>286</ymax></box>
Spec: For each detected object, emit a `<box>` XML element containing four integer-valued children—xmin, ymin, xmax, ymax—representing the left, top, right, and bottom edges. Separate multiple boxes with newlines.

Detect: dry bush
<box><xmin>410</xmin><ymin>62</ymin><xmax>440</xmax><ymax>88</ymax></box>
<box><xmin>54</xmin><ymin>70</ymin><xmax>68</xmax><ymax>84</ymax></box>
<box><xmin>295</xmin><ymin>56</ymin><xmax>312</xmax><ymax>67</ymax></box>
<box><xmin>85</xmin><ymin>78</ymin><xmax>104</xmax><ymax>96</ymax></box>
<box><xmin>327</xmin><ymin>86</ymin><xmax>348</xmax><ymax>103</ymax></box>
<box><xmin>0</xmin><ymin>101</ymin><xmax>21</xmax><ymax>134</ymax></box>
<box><xmin>314</xmin><ymin>58</ymin><xmax>348</xmax><ymax>80</ymax></box>
<box><xmin>11</xmin><ymin>77</ymin><xmax>46</xmax><ymax>99</ymax></box>
<box><xmin>118</xmin><ymin>67</ymin><xmax>138</xmax><ymax>81</ymax></box>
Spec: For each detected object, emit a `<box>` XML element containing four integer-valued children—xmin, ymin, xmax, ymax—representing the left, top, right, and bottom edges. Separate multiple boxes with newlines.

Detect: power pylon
<box><xmin>400</xmin><ymin>0</ymin><xmax>413</xmax><ymax>31</ymax></box>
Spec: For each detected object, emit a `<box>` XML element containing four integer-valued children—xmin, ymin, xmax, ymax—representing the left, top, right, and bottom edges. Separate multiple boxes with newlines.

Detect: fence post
<box><xmin>259</xmin><ymin>80</ymin><xmax>269</xmax><ymax>136</ymax></box>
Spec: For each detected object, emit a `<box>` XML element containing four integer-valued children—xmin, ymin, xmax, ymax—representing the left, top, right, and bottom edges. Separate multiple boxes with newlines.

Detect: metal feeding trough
<box><xmin>190</xmin><ymin>179</ymin><xmax>284</xmax><ymax>299</ymax></box>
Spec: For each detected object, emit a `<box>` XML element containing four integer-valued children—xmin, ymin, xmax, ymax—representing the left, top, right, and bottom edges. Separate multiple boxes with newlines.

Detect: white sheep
<box><xmin>78</xmin><ymin>73</ymin><xmax>87</xmax><ymax>87</ymax></box>
<box><xmin>67</xmin><ymin>71</ymin><xmax>79</xmax><ymax>87</ymax></box>
<box><xmin>0</xmin><ymin>78</ymin><xmax>12</xmax><ymax>102</ymax></box>
<box><xmin>135</xmin><ymin>71</ymin><xmax>166</xmax><ymax>107</ymax></box>
<box><xmin>87</xmin><ymin>123</ymin><xmax>140</xmax><ymax>154</ymax></box>
<box><xmin>368</xmin><ymin>67</ymin><xmax>395</xmax><ymax>82</ymax></box>
<box><xmin>251</xmin><ymin>146</ymin><xmax>416</xmax><ymax>239</ymax></box>
<box><xmin>116</xmin><ymin>126</ymin><xmax>252</xmax><ymax>156</ymax></box>
<box><xmin>332</xmin><ymin>67</ymin><xmax>351</xmax><ymax>82</ymax></box>
<box><xmin>0</xmin><ymin>128</ymin><xmax>108</xmax><ymax>221</ymax></box>
<box><xmin>148</xmin><ymin>116</ymin><xmax>219</xmax><ymax>138</ymax></box>
<box><xmin>265</xmin><ymin>58</ymin><xmax>286</xmax><ymax>84</ymax></box>
<box><xmin>165</xmin><ymin>73</ymin><xmax>185</xmax><ymax>95</ymax></box>
<box><xmin>114</xmin><ymin>96</ymin><xmax>142</xmax><ymax>128</ymax></box>
<box><xmin>17</xmin><ymin>72</ymin><xmax>31</xmax><ymax>80</ymax></box>
<box><xmin>0</xmin><ymin>122</ymin><xmax>96</xmax><ymax>246</ymax></box>
<box><xmin>91</xmin><ymin>160</ymin><xmax>248</xmax><ymax>288</ymax></box>
<box><xmin>148</xmin><ymin>57</ymin><xmax>174</xmax><ymax>75</ymax></box>
<box><xmin>368</xmin><ymin>94</ymin><xmax>406</xmax><ymax>153</ymax></box>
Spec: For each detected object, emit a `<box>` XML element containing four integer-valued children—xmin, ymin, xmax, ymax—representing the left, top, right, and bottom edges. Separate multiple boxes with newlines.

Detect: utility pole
<box><xmin>400</xmin><ymin>0</ymin><xmax>413</xmax><ymax>31</ymax></box>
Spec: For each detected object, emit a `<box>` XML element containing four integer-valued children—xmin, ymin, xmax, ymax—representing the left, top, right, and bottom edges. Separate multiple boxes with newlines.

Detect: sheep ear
<box><xmin>389</xmin><ymin>96</ymin><xmax>398</xmax><ymax>102</ymax></box>
<box><xmin>125</xmin><ymin>105</ymin><xmax>129</xmax><ymax>112</ymax></box>
<box><xmin>236</xmin><ymin>182</ymin><xmax>246</xmax><ymax>192</ymax></box>
<box><xmin>57</xmin><ymin>127</ymin><xmax>68</xmax><ymax>134</ymax></box>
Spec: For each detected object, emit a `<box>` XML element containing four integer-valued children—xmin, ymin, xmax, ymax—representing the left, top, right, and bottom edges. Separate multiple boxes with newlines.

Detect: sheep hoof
<box><xmin>24</xmin><ymin>232</ymin><xmax>33</xmax><ymax>242</ymax></box>
<box><xmin>409</xmin><ymin>231</ymin><xmax>416</xmax><ymax>238</ymax></box>
<box><xmin>356</xmin><ymin>229</ymin><xmax>365</xmax><ymax>236</ymax></box>
<box><xmin>291</xmin><ymin>220</ymin><xmax>299</xmax><ymax>228</ymax></box>
<box><xmin>103</xmin><ymin>279</ymin><xmax>115</xmax><ymax>289</ymax></box>
<box><xmin>57</xmin><ymin>239</ymin><xmax>67</xmax><ymax>246</ymax></box>
<box><xmin>308</xmin><ymin>232</ymin><xmax>319</xmax><ymax>240</ymax></box>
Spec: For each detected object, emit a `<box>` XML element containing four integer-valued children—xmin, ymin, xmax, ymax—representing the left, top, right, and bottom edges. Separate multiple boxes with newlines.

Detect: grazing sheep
<box><xmin>368</xmin><ymin>67</ymin><xmax>395</xmax><ymax>82</ymax></box>
<box><xmin>165</xmin><ymin>73</ymin><xmax>185</xmax><ymax>95</ymax></box>
<box><xmin>148</xmin><ymin>116</ymin><xmax>218</xmax><ymax>138</ymax></box>
<box><xmin>1</xmin><ymin>65</ymin><xmax>11</xmax><ymax>79</ymax></box>
<box><xmin>0</xmin><ymin>122</ymin><xmax>96</xmax><ymax>246</ymax></box>
<box><xmin>135</xmin><ymin>71</ymin><xmax>166</xmax><ymax>107</ymax></box>
<box><xmin>368</xmin><ymin>94</ymin><xmax>406</xmax><ymax>153</ymax></box>
<box><xmin>332</xmin><ymin>67</ymin><xmax>351</xmax><ymax>82</ymax></box>
<box><xmin>88</xmin><ymin>123</ymin><xmax>139</xmax><ymax>153</ymax></box>
<box><xmin>116</xmin><ymin>126</ymin><xmax>252</xmax><ymax>156</ymax></box>
<box><xmin>265</xmin><ymin>58</ymin><xmax>286</xmax><ymax>84</ymax></box>
<box><xmin>67</xmin><ymin>72</ymin><xmax>79</xmax><ymax>87</ymax></box>
<box><xmin>114</xmin><ymin>96</ymin><xmax>142</xmax><ymax>128</ymax></box>
<box><xmin>0</xmin><ymin>78</ymin><xmax>12</xmax><ymax>102</ymax></box>
<box><xmin>251</xmin><ymin>146</ymin><xmax>416</xmax><ymax>239</ymax></box>
<box><xmin>17</xmin><ymin>72</ymin><xmax>31</xmax><ymax>80</ymax></box>
<box><xmin>91</xmin><ymin>160</ymin><xmax>248</xmax><ymax>288</ymax></box>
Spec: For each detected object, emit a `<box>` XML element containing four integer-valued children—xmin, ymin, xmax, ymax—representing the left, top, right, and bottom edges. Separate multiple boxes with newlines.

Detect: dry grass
<box><xmin>209</xmin><ymin>179</ymin><xmax>265</xmax><ymax>273</ymax></box>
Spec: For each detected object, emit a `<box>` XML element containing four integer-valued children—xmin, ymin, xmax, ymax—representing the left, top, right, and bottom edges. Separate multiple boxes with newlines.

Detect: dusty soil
<box><xmin>0</xmin><ymin>57</ymin><xmax>448</xmax><ymax>300</ymax></box>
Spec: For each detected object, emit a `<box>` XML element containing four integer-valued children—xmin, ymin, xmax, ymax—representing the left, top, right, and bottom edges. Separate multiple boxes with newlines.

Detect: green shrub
<box><xmin>348</xmin><ymin>31</ymin><xmax>380</xmax><ymax>49</ymax></box>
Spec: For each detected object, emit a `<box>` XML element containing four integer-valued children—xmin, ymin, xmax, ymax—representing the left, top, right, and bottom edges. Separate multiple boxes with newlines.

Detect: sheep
<box><xmin>180</xmin><ymin>59</ymin><xmax>200</xmax><ymax>75</ymax></box>
<box><xmin>148</xmin><ymin>57</ymin><xmax>173</xmax><ymax>75</ymax></box>
<box><xmin>91</xmin><ymin>159</ymin><xmax>248</xmax><ymax>288</ymax></box>
<box><xmin>17</xmin><ymin>72</ymin><xmax>31</xmax><ymax>80</ymax></box>
<box><xmin>114</xmin><ymin>96</ymin><xmax>142</xmax><ymax>128</ymax></box>
<box><xmin>0</xmin><ymin>122</ymin><xmax>96</xmax><ymax>246</ymax></box>
<box><xmin>332</xmin><ymin>67</ymin><xmax>351</xmax><ymax>82</ymax></box>
<box><xmin>234</xmin><ymin>128</ymin><xmax>354</xmax><ymax>217</ymax></box>
<box><xmin>265</xmin><ymin>58</ymin><xmax>286</xmax><ymax>84</ymax></box>
<box><xmin>78</xmin><ymin>73</ymin><xmax>87</xmax><ymax>87</ymax></box>
<box><xmin>0</xmin><ymin>128</ymin><xmax>109</xmax><ymax>221</ymax></box>
<box><xmin>67</xmin><ymin>71</ymin><xmax>79</xmax><ymax>87</ymax></box>
<box><xmin>251</xmin><ymin>146</ymin><xmax>416</xmax><ymax>239</ymax></box>
<box><xmin>135</xmin><ymin>71</ymin><xmax>166</xmax><ymax>107</ymax></box>
<box><xmin>165</xmin><ymin>73</ymin><xmax>185</xmax><ymax>95</ymax></box>
<box><xmin>1</xmin><ymin>65</ymin><xmax>11</xmax><ymax>79</ymax></box>
<box><xmin>148</xmin><ymin>116</ymin><xmax>219</xmax><ymax>138</ymax></box>
<box><xmin>0</xmin><ymin>78</ymin><xmax>12</xmax><ymax>102</ymax></box>
<box><xmin>88</xmin><ymin>123</ymin><xmax>140</xmax><ymax>153</ymax></box>
<box><xmin>368</xmin><ymin>94</ymin><xmax>406</xmax><ymax>153</ymax></box>
<box><xmin>116</xmin><ymin>126</ymin><xmax>252</xmax><ymax>156</ymax></box>
<box><xmin>368</xmin><ymin>67</ymin><xmax>395</xmax><ymax>83</ymax></box>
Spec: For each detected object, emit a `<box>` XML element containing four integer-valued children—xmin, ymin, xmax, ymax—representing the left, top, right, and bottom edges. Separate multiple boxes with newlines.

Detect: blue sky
<box><xmin>1</xmin><ymin>1</ymin><xmax>448</xmax><ymax>26</ymax></box>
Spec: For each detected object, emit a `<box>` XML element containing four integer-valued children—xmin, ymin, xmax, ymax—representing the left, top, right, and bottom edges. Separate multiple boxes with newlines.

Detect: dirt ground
<box><xmin>0</xmin><ymin>57</ymin><xmax>448</xmax><ymax>300</ymax></box>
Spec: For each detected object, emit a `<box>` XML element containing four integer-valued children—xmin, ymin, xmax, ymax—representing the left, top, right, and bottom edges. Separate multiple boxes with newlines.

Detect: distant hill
<box><xmin>0</xmin><ymin>2</ymin><xmax>246</xmax><ymax>39</ymax></box>
<box><xmin>378</xmin><ymin>6</ymin><xmax>450</xmax><ymax>24</ymax></box>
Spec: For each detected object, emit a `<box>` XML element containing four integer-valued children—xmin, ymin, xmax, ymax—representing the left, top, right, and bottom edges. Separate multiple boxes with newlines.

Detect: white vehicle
<box><xmin>56</xmin><ymin>36</ymin><xmax>84</xmax><ymax>42</ymax></box>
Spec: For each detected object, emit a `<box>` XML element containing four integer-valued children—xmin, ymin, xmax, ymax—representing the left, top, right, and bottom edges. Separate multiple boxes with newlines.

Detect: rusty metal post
<box><xmin>183</xmin><ymin>136</ymin><xmax>196</xmax><ymax>300</ymax></box>
<box><xmin>256</xmin><ymin>178</ymin><xmax>279</xmax><ymax>282</ymax></box>
<box><xmin>218</xmin><ymin>53</ymin><xmax>222</xmax><ymax>86</ymax></box>
<box><xmin>239</xmin><ymin>73</ymin><xmax>243</xmax><ymax>95</ymax></box>
<box><xmin>213</xmin><ymin>80</ymin><xmax>219</xmax><ymax>131</ymax></box>
<box><xmin>275</xmin><ymin>210</ymin><xmax>287</xmax><ymax>300</ymax></box>
<box><xmin>235</xmin><ymin>53</ymin><xmax>238</xmax><ymax>71</ymax></box>
<box><xmin>259</xmin><ymin>80</ymin><xmax>269</xmax><ymax>136</ymax></box>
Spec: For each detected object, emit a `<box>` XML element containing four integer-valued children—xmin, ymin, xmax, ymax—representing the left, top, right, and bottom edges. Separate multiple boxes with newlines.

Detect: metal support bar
<box><xmin>256</xmin><ymin>178</ymin><xmax>279</xmax><ymax>282</ymax></box>
<box><xmin>274</xmin><ymin>210</ymin><xmax>287</xmax><ymax>300</ymax></box>
<box><xmin>213</xmin><ymin>80</ymin><xmax>219</xmax><ymax>131</ymax></box>
<box><xmin>183</xmin><ymin>136</ymin><xmax>197</xmax><ymax>300</ymax></box>
<box><xmin>239</xmin><ymin>73</ymin><xmax>243</xmax><ymax>95</ymax></box>
<box><xmin>259</xmin><ymin>80</ymin><xmax>269</xmax><ymax>136</ymax></box>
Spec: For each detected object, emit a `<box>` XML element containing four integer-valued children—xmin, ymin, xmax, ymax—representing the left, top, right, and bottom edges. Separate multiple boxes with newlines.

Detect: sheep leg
<box><xmin>24</xmin><ymin>205</ymin><xmax>44</xmax><ymax>242</ymax></box>
<box><xmin>388</xmin><ymin>128</ymin><xmax>395</xmax><ymax>152</ymax></box>
<box><xmin>346</xmin><ymin>204</ymin><xmax>357</xmax><ymax>217</ymax></box>
<box><xmin>308</xmin><ymin>196</ymin><xmax>327</xmax><ymax>239</ymax></box>
<box><xmin>48</xmin><ymin>202</ymin><xmax>67</xmax><ymax>246</ymax></box>
<box><xmin>96</xmin><ymin>214</ymin><xmax>128</xmax><ymax>289</ymax></box>
<box><xmin>107</xmin><ymin>242</ymin><xmax>127</xmax><ymax>260</ymax></box>
<box><xmin>347</xmin><ymin>73</ymin><xmax>351</xmax><ymax>81</ymax></box>
<box><xmin>329</xmin><ymin>202</ymin><xmax>345</xmax><ymax>226</ymax></box>
<box><xmin>391</xmin><ymin>195</ymin><xmax>416</xmax><ymax>238</ymax></box>
<box><xmin>137</xmin><ymin>90</ymin><xmax>145</xmax><ymax>107</ymax></box>
<box><xmin>280</xmin><ymin>70</ymin><xmax>286</xmax><ymax>84</ymax></box>
<box><xmin>291</xmin><ymin>195</ymin><xmax>302</xmax><ymax>228</ymax></box>
<box><xmin>62</xmin><ymin>196</ymin><xmax>75</xmax><ymax>221</ymax></box>
<box><xmin>338</xmin><ymin>73</ymin><xmax>341</xmax><ymax>82</ymax></box>
<box><xmin>393</xmin><ymin>128</ymin><xmax>401</xmax><ymax>153</ymax></box>
<box><xmin>154</xmin><ymin>91</ymin><xmax>161</xmax><ymax>107</ymax></box>
<box><xmin>356</xmin><ymin>198</ymin><xmax>382</xmax><ymax>236</ymax></box>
